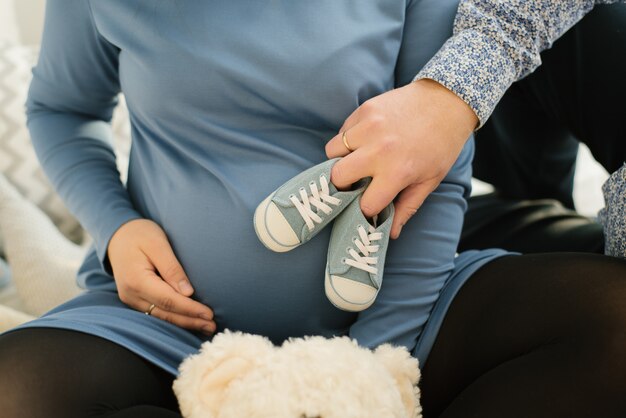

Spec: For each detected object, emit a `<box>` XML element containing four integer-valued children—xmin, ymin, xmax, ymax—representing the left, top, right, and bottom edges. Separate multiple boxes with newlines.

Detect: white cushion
<box><xmin>0</xmin><ymin>172</ymin><xmax>87</xmax><ymax>316</ymax></box>
<box><xmin>0</xmin><ymin>42</ymin><xmax>132</xmax><ymax>249</ymax></box>
<box><xmin>0</xmin><ymin>42</ymin><xmax>132</xmax><ymax>320</ymax></box>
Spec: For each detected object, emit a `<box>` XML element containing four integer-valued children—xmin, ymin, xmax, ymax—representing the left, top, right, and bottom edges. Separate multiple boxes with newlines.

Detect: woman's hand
<box><xmin>326</xmin><ymin>79</ymin><xmax>478</xmax><ymax>238</ymax></box>
<box><xmin>107</xmin><ymin>219</ymin><xmax>216</xmax><ymax>335</ymax></box>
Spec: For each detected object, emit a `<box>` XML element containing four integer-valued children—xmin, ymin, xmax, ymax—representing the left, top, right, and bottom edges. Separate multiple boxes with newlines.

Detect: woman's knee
<box><xmin>575</xmin><ymin>269</ymin><xmax>626</xmax><ymax>369</ymax></box>
<box><xmin>0</xmin><ymin>328</ymin><xmax>179</xmax><ymax>417</ymax></box>
<box><xmin>570</xmin><ymin>296</ymin><xmax>626</xmax><ymax>414</ymax></box>
<box><xmin>0</xmin><ymin>329</ymin><xmax>78</xmax><ymax>417</ymax></box>
<box><xmin>532</xmin><ymin>254</ymin><xmax>626</xmax><ymax>394</ymax></box>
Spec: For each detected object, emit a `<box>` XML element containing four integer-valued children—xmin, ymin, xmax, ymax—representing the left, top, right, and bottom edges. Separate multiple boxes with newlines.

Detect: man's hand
<box><xmin>325</xmin><ymin>79</ymin><xmax>478</xmax><ymax>238</ymax></box>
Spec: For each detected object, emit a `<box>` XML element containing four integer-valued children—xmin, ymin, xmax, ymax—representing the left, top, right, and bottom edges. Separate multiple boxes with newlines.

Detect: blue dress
<box><xmin>11</xmin><ymin>0</ymin><xmax>507</xmax><ymax>375</ymax></box>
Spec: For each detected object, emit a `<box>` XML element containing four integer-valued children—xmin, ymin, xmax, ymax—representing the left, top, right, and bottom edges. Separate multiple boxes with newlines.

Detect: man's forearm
<box><xmin>414</xmin><ymin>0</ymin><xmax>624</xmax><ymax>127</ymax></box>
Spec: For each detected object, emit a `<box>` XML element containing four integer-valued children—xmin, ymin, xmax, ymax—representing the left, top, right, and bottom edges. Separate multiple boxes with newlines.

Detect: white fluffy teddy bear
<box><xmin>174</xmin><ymin>331</ymin><xmax>422</xmax><ymax>418</ymax></box>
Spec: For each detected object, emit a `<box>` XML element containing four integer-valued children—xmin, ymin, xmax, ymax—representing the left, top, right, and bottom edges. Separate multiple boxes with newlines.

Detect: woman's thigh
<box><xmin>0</xmin><ymin>328</ymin><xmax>181</xmax><ymax>418</ymax></box>
<box><xmin>421</xmin><ymin>253</ymin><xmax>626</xmax><ymax>418</ymax></box>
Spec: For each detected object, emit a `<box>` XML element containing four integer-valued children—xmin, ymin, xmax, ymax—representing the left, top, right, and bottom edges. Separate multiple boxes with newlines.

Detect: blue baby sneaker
<box><xmin>254</xmin><ymin>158</ymin><xmax>367</xmax><ymax>252</ymax></box>
<box><xmin>325</xmin><ymin>197</ymin><xmax>394</xmax><ymax>311</ymax></box>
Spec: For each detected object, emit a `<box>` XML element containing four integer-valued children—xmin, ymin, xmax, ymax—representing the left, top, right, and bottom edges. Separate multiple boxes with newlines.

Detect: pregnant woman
<box><xmin>1</xmin><ymin>1</ymin><xmax>625</xmax><ymax>417</ymax></box>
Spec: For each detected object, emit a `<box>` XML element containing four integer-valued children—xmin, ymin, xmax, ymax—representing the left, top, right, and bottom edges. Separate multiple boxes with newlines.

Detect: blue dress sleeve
<box><xmin>26</xmin><ymin>0</ymin><xmax>142</xmax><ymax>274</ymax></box>
<box><xmin>394</xmin><ymin>0</ymin><xmax>460</xmax><ymax>87</ymax></box>
<box><xmin>349</xmin><ymin>0</ymin><xmax>473</xmax><ymax>353</ymax></box>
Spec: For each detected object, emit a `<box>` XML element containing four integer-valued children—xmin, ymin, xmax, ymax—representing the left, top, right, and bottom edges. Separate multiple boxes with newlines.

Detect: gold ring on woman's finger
<box><xmin>145</xmin><ymin>303</ymin><xmax>156</xmax><ymax>316</ymax></box>
<box><xmin>342</xmin><ymin>130</ymin><xmax>354</xmax><ymax>153</ymax></box>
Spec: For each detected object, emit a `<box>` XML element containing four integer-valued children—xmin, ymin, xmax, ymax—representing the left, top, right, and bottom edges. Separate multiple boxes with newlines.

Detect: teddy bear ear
<box><xmin>374</xmin><ymin>344</ymin><xmax>422</xmax><ymax>418</ymax></box>
<box><xmin>174</xmin><ymin>331</ymin><xmax>275</xmax><ymax>418</ymax></box>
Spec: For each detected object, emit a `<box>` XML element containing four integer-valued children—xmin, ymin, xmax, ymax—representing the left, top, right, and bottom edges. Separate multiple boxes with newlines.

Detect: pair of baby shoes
<box><xmin>253</xmin><ymin>158</ymin><xmax>394</xmax><ymax>312</ymax></box>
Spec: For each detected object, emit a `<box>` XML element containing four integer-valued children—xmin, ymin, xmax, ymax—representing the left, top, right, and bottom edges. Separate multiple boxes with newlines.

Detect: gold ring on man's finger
<box><xmin>342</xmin><ymin>130</ymin><xmax>354</xmax><ymax>153</ymax></box>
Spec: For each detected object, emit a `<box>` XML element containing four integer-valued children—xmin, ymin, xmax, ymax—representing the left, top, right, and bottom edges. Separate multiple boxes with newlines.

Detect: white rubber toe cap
<box><xmin>325</xmin><ymin>272</ymin><xmax>377</xmax><ymax>312</ymax></box>
<box><xmin>253</xmin><ymin>194</ymin><xmax>300</xmax><ymax>252</ymax></box>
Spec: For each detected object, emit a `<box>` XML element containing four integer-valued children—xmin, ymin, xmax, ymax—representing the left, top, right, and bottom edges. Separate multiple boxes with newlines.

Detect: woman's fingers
<box><xmin>119</xmin><ymin>269</ymin><xmax>216</xmax><ymax>333</ymax></box>
<box><xmin>119</xmin><ymin>273</ymin><xmax>215</xmax><ymax>334</ymax></box>
<box><xmin>141</xmin><ymin>299</ymin><xmax>216</xmax><ymax>336</ymax></box>
<box><xmin>108</xmin><ymin>219</ymin><xmax>216</xmax><ymax>333</ymax></box>
<box><xmin>145</xmin><ymin>236</ymin><xmax>195</xmax><ymax>296</ymax></box>
<box><xmin>135</xmin><ymin>273</ymin><xmax>214</xmax><ymax>320</ymax></box>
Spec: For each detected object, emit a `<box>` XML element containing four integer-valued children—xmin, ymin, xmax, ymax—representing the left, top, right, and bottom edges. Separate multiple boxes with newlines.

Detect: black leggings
<box><xmin>421</xmin><ymin>253</ymin><xmax>626</xmax><ymax>417</ymax></box>
<box><xmin>0</xmin><ymin>328</ymin><xmax>181</xmax><ymax>418</ymax></box>
<box><xmin>1</xmin><ymin>253</ymin><xmax>625</xmax><ymax>418</ymax></box>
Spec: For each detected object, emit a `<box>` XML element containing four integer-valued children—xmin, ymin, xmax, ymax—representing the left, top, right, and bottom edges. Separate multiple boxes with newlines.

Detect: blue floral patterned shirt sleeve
<box><xmin>598</xmin><ymin>163</ymin><xmax>626</xmax><ymax>258</ymax></box>
<box><xmin>414</xmin><ymin>0</ymin><xmax>624</xmax><ymax>127</ymax></box>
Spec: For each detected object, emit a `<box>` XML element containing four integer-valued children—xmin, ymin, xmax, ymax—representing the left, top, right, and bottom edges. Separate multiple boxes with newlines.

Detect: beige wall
<box><xmin>0</xmin><ymin>0</ymin><xmax>45</xmax><ymax>45</ymax></box>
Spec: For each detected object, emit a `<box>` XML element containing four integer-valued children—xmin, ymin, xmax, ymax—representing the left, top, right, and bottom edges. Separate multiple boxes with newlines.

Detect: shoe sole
<box><xmin>324</xmin><ymin>269</ymin><xmax>377</xmax><ymax>312</ymax></box>
<box><xmin>253</xmin><ymin>193</ymin><xmax>300</xmax><ymax>252</ymax></box>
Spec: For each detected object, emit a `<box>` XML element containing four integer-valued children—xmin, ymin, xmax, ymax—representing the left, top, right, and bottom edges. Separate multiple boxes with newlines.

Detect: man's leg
<box><xmin>458</xmin><ymin>193</ymin><xmax>604</xmax><ymax>254</ymax></box>
<box><xmin>461</xmin><ymin>3</ymin><xmax>626</xmax><ymax>253</ymax></box>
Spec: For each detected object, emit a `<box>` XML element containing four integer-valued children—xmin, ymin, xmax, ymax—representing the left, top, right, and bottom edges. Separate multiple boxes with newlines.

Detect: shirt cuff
<box><xmin>413</xmin><ymin>29</ymin><xmax>517</xmax><ymax>128</ymax></box>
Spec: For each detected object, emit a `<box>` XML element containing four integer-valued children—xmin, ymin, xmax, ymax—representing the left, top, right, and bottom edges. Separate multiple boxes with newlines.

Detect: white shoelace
<box><xmin>290</xmin><ymin>175</ymin><xmax>341</xmax><ymax>231</ymax></box>
<box><xmin>345</xmin><ymin>223</ymin><xmax>382</xmax><ymax>275</ymax></box>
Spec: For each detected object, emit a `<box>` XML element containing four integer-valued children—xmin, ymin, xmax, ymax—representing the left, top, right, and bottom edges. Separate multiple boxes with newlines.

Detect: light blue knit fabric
<box><xmin>7</xmin><ymin>0</ymin><xmax>507</xmax><ymax>375</ymax></box>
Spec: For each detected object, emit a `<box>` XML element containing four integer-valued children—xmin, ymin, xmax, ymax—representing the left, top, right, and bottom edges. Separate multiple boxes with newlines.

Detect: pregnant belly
<box><xmin>158</xmin><ymin>186</ymin><xmax>356</xmax><ymax>344</ymax></box>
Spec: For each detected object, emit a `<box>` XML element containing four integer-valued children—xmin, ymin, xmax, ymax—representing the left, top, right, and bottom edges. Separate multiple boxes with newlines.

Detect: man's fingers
<box><xmin>325</xmin><ymin>118</ymin><xmax>369</xmax><ymax>159</ymax></box>
<box><xmin>145</xmin><ymin>238</ymin><xmax>194</xmax><ymax>296</ymax></box>
<box><xmin>325</xmin><ymin>131</ymin><xmax>351</xmax><ymax>159</ymax></box>
<box><xmin>338</xmin><ymin>107</ymin><xmax>361</xmax><ymax>137</ymax></box>
<box><xmin>141</xmin><ymin>298</ymin><xmax>216</xmax><ymax>335</ymax></box>
<box><xmin>330</xmin><ymin>148</ymin><xmax>372</xmax><ymax>190</ymax></box>
<box><xmin>390</xmin><ymin>183</ymin><xmax>432</xmax><ymax>239</ymax></box>
<box><xmin>326</xmin><ymin>109</ymin><xmax>361</xmax><ymax>158</ymax></box>
<box><xmin>360</xmin><ymin>175</ymin><xmax>400</xmax><ymax>219</ymax></box>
